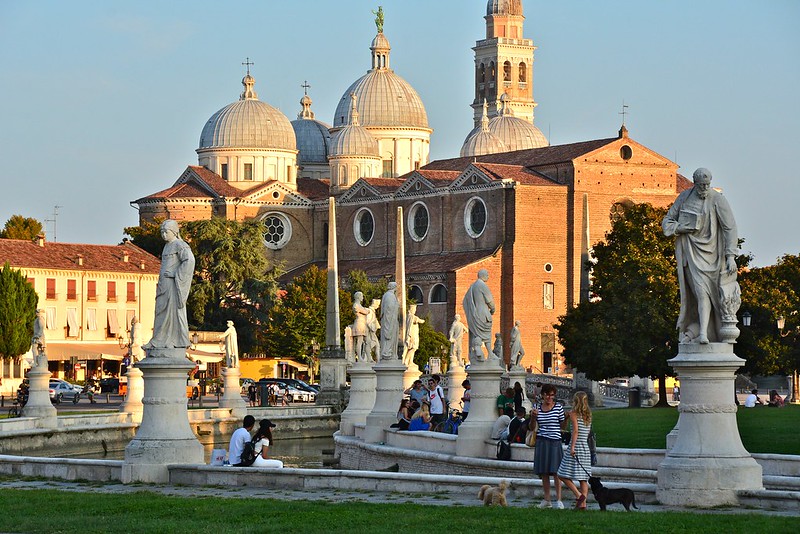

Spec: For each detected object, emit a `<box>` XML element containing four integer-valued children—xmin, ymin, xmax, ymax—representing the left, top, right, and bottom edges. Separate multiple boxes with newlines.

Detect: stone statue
<box><xmin>492</xmin><ymin>332</ymin><xmax>503</xmax><ymax>362</ymax></box>
<box><xmin>372</xmin><ymin>6</ymin><xmax>384</xmax><ymax>33</ymax></box>
<box><xmin>448</xmin><ymin>314</ymin><xmax>467</xmax><ymax>368</ymax></box>
<box><xmin>31</xmin><ymin>308</ymin><xmax>46</xmax><ymax>368</ymax></box>
<box><xmin>366</xmin><ymin>298</ymin><xmax>381</xmax><ymax>362</ymax></box>
<box><xmin>462</xmin><ymin>269</ymin><xmax>495</xmax><ymax>361</ymax></box>
<box><xmin>352</xmin><ymin>292</ymin><xmax>370</xmax><ymax>361</ymax></box>
<box><xmin>380</xmin><ymin>281</ymin><xmax>400</xmax><ymax>360</ymax></box>
<box><xmin>130</xmin><ymin>315</ymin><xmax>143</xmax><ymax>363</ymax></box>
<box><xmin>662</xmin><ymin>168</ymin><xmax>740</xmax><ymax>344</ymax></box>
<box><xmin>403</xmin><ymin>303</ymin><xmax>425</xmax><ymax>366</ymax></box>
<box><xmin>143</xmin><ymin>220</ymin><xmax>195</xmax><ymax>351</ymax></box>
<box><xmin>508</xmin><ymin>320</ymin><xmax>525</xmax><ymax>369</ymax></box>
<box><xmin>220</xmin><ymin>320</ymin><xmax>239</xmax><ymax>368</ymax></box>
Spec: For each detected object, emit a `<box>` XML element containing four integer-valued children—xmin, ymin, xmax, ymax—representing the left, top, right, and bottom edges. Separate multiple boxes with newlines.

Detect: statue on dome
<box><xmin>372</xmin><ymin>6</ymin><xmax>384</xmax><ymax>33</ymax></box>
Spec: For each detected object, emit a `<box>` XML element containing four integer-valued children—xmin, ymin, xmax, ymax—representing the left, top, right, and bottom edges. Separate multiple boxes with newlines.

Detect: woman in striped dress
<box><xmin>557</xmin><ymin>391</ymin><xmax>592</xmax><ymax>510</ymax></box>
<box><xmin>533</xmin><ymin>383</ymin><xmax>565</xmax><ymax>509</ymax></box>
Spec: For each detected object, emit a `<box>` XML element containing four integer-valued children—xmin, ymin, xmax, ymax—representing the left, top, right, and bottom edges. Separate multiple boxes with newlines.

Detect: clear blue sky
<box><xmin>1</xmin><ymin>0</ymin><xmax>798</xmax><ymax>266</ymax></box>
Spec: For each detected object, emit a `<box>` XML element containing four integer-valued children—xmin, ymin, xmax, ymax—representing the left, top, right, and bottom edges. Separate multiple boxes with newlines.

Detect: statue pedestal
<box><xmin>446</xmin><ymin>364</ymin><xmax>467</xmax><ymax>413</ymax></box>
<box><xmin>656</xmin><ymin>343</ymin><xmax>762</xmax><ymax>507</ymax></box>
<box><xmin>456</xmin><ymin>360</ymin><xmax>504</xmax><ymax>457</ymax></box>
<box><xmin>316</xmin><ymin>346</ymin><xmax>348</xmax><ymax>409</ymax></box>
<box><xmin>340</xmin><ymin>361</ymin><xmax>376</xmax><ymax>436</ymax></box>
<box><xmin>402</xmin><ymin>362</ymin><xmax>421</xmax><ymax>390</ymax></box>
<box><xmin>119</xmin><ymin>365</ymin><xmax>144</xmax><ymax>423</ymax></box>
<box><xmin>362</xmin><ymin>360</ymin><xmax>406</xmax><ymax>443</ymax></box>
<box><xmin>122</xmin><ymin>350</ymin><xmax>204</xmax><ymax>483</ymax></box>
<box><xmin>22</xmin><ymin>366</ymin><xmax>57</xmax><ymax>427</ymax></box>
<box><xmin>507</xmin><ymin>366</ymin><xmax>532</xmax><ymax>412</ymax></box>
<box><xmin>219</xmin><ymin>367</ymin><xmax>247</xmax><ymax>417</ymax></box>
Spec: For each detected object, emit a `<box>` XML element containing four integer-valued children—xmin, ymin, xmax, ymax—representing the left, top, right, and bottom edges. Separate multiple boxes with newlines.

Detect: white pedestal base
<box><xmin>219</xmin><ymin>367</ymin><xmax>247</xmax><ymax>417</ymax></box>
<box><xmin>317</xmin><ymin>347</ymin><xmax>348</xmax><ymax>409</ymax></box>
<box><xmin>446</xmin><ymin>365</ymin><xmax>467</xmax><ymax>413</ymax></box>
<box><xmin>363</xmin><ymin>361</ymin><xmax>406</xmax><ymax>443</ymax></box>
<box><xmin>119</xmin><ymin>366</ymin><xmax>144</xmax><ymax>423</ymax></box>
<box><xmin>656</xmin><ymin>343</ymin><xmax>762</xmax><ymax>507</ymax></box>
<box><xmin>507</xmin><ymin>367</ymin><xmax>531</xmax><ymax>412</ymax></box>
<box><xmin>340</xmin><ymin>362</ymin><xmax>376</xmax><ymax>436</ymax></box>
<box><xmin>122</xmin><ymin>350</ymin><xmax>204</xmax><ymax>483</ymax></box>
<box><xmin>22</xmin><ymin>366</ymin><xmax>57</xmax><ymax>427</ymax></box>
<box><xmin>456</xmin><ymin>360</ymin><xmax>504</xmax><ymax>457</ymax></box>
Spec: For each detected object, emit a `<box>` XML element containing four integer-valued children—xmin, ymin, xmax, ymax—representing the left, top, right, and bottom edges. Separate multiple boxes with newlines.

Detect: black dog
<box><xmin>588</xmin><ymin>476</ymin><xmax>638</xmax><ymax>511</ymax></box>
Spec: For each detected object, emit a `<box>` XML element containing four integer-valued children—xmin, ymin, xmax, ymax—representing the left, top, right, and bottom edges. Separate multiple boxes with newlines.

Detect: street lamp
<box><xmin>742</xmin><ymin>311</ymin><xmax>752</xmax><ymax>327</ymax></box>
<box><xmin>309</xmin><ymin>339</ymin><xmax>320</xmax><ymax>383</ymax></box>
<box><xmin>776</xmin><ymin>316</ymin><xmax>800</xmax><ymax>404</ymax></box>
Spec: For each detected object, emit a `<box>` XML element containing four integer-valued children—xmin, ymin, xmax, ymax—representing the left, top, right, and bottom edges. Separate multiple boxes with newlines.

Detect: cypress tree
<box><xmin>0</xmin><ymin>262</ymin><xmax>38</xmax><ymax>361</ymax></box>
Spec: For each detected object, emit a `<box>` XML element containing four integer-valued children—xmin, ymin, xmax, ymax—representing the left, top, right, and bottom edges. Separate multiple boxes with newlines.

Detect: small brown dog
<box><xmin>478</xmin><ymin>480</ymin><xmax>508</xmax><ymax>506</ymax></box>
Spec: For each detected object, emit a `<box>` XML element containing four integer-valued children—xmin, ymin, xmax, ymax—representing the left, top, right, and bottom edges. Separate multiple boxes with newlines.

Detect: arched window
<box><xmin>518</xmin><ymin>62</ymin><xmax>527</xmax><ymax>83</ymax></box>
<box><xmin>503</xmin><ymin>61</ymin><xmax>512</xmax><ymax>82</ymax></box>
<box><xmin>353</xmin><ymin>208</ymin><xmax>375</xmax><ymax>246</ymax></box>
<box><xmin>429</xmin><ymin>284</ymin><xmax>447</xmax><ymax>303</ymax></box>
<box><xmin>409</xmin><ymin>285</ymin><xmax>424</xmax><ymax>305</ymax></box>
<box><xmin>489</xmin><ymin>62</ymin><xmax>496</xmax><ymax>82</ymax></box>
<box><xmin>479</xmin><ymin>63</ymin><xmax>485</xmax><ymax>83</ymax></box>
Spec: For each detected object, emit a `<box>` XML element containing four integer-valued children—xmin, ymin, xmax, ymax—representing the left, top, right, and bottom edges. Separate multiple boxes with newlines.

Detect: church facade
<box><xmin>132</xmin><ymin>1</ymin><xmax>689</xmax><ymax>373</ymax></box>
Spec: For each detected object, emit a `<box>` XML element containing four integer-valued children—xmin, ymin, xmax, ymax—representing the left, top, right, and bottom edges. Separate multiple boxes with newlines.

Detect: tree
<box><xmin>555</xmin><ymin>203</ymin><xmax>679</xmax><ymax>406</ymax></box>
<box><xmin>124</xmin><ymin>218</ymin><xmax>276</xmax><ymax>353</ymax></box>
<box><xmin>416</xmin><ymin>317</ymin><xmax>450</xmax><ymax>371</ymax></box>
<box><xmin>0</xmin><ymin>215</ymin><xmax>43</xmax><ymax>240</ymax></box>
<box><xmin>0</xmin><ymin>262</ymin><xmax>38</xmax><ymax>360</ymax></box>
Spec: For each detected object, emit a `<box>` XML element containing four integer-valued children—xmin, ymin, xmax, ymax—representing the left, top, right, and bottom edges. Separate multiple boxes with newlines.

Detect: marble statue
<box><xmin>352</xmin><ymin>292</ymin><xmax>370</xmax><ymax>361</ymax></box>
<box><xmin>372</xmin><ymin>6</ymin><xmax>384</xmax><ymax>33</ymax></box>
<box><xmin>508</xmin><ymin>320</ymin><xmax>525</xmax><ymax>369</ymax></box>
<box><xmin>403</xmin><ymin>303</ymin><xmax>425</xmax><ymax>366</ymax></box>
<box><xmin>380</xmin><ymin>281</ymin><xmax>400</xmax><ymax>360</ymax></box>
<box><xmin>366</xmin><ymin>298</ymin><xmax>381</xmax><ymax>362</ymax></box>
<box><xmin>130</xmin><ymin>315</ymin><xmax>143</xmax><ymax>363</ymax></box>
<box><xmin>492</xmin><ymin>332</ymin><xmax>503</xmax><ymax>362</ymax></box>
<box><xmin>448</xmin><ymin>314</ymin><xmax>467</xmax><ymax>367</ymax></box>
<box><xmin>662</xmin><ymin>168</ymin><xmax>740</xmax><ymax>344</ymax></box>
<box><xmin>31</xmin><ymin>308</ymin><xmax>46</xmax><ymax>368</ymax></box>
<box><xmin>143</xmin><ymin>220</ymin><xmax>195</xmax><ymax>351</ymax></box>
<box><xmin>462</xmin><ymin>269</ymin><xmax>495</xmax><ymax>361</ymax></box>
<box><xmin>220</xmin><ymin>320</ymin><xmax>239</xmax><ymax>368</ymax></box>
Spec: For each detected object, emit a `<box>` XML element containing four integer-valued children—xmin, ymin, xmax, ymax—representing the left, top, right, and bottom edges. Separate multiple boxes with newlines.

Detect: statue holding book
<box><xmin>662</xmin><ymin>168</ymin><xmax>740</xmax><ymax>345</ymax></box>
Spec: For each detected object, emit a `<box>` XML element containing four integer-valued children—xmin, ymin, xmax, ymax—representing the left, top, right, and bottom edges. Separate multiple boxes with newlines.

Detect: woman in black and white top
<box><xmin>533</xmin><ymin>383</ymin><xmax>565</xmax><ymax>509</ymax></box>
<box><xmin>252</xmin><ymin>419</ymin><xmax>284</xmax><ymax>468</ymax></box>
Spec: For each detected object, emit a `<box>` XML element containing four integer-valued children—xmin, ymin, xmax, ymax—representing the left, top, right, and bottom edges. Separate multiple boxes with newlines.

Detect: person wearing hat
<box><xmin>252</xmin><ymin>419</ymin><xmax>284</xmax><ymax>468</ymax></box>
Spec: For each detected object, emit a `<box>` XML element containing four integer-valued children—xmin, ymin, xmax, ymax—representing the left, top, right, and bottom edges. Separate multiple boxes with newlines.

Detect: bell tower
<box><xmin>472</xmin><ymin>0</ymin><xmax>537</xmax><ymax>127</ymax></box>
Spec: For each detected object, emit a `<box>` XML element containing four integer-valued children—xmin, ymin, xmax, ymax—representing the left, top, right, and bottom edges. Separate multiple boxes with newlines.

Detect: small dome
<box><xmin>487</xmin><ymin>0</ymin><xmax>523</xmax><ymax>16</ymax></box>
<box><xmin>461</xmin><ymin>101</ymin><xmax>508</xmax><ymax>157</ymax></box>
<box><xmin>371</xmin><ymin>32</ymin><xmax>391</xmax><ymax>50</ymax></box>
<box><xmin>333</xmin><ymin>70</ymin><xmax>429</xmax><ymax>129</ymax></box>
<box><xmin>330</xmin><ymin>95</ymin><xmax>379</xmax><ymax>158</ymax></box>
<box><xmin>486</xmin><ymin>96</ymin><xmax>548</xmax><ymax>151</ymax></box>
<box><xmin>199</xmin><ymin>75</ymin><xmax>296</xmax><ymax>151</ymax></box>
<box><xmin>291</xmin><ymin>93</ymin><xmax>331</xmax><ymax>165</ymax></box>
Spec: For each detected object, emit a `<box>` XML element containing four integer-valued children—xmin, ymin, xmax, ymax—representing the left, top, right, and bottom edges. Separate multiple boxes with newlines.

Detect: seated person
<box><xmin>491</xmin><ymin>406</ymin><xmax>513</xmax><ymax>440</ymax></box>
<box><xmin>391</xmin><ymin>399</ymin><xmax>414</xmax><ymax>430</ymax></box>
<box><xmin>408</xmin><ymin>402</ymin><xmax>432</xmax><ymax>431</ymax></box>
<box><xmin>744</xmin><ymin>389</ymin><xmax>763</xmax><ymax>408</ymax></box>
<box><xmin>768</xmin><ymin>389</ymin><xmax>785</xmax><ymax>407</ymax></box>
<box><xmin>508</xmin><ymin>407</ymin><xmax>528</xmax><ymax>443</ymax></box>
<box><xmin>252</xmin><ymin>418</ymin><xmax>284</xmax><ymax>468</ymax></box>
<box><xmin>496</xmin><ymin>388</ymin><xmax>515</xmax><ymax>416</ymax></box>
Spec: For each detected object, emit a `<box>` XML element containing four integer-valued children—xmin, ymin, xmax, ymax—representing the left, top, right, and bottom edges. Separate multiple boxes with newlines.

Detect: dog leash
<box><xmin>574</xmin><ymin>453</ymin><xmax>592</xmax><ymax>478</ymax></box>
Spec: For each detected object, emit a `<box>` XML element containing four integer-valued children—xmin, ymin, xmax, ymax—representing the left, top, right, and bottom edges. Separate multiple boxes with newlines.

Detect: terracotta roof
<box><xmin>414</xmin><ymin>169</ymin><xmax>462</xmax><ymax>186</ymax></box>
<box><xmin>423</xmin><ymin>137</ymin><xmax>617</xmax><ymax>171</ymax></box>
<box><xmin>472</xmin><ymin>163</ymin><xmax>559</xmax><ymax>186</ymax></box>
<box><xmin>0</xmin><ymin>238</ymin><xmax>161</xmax><ymax>274</ymax></box>
<box><xmin>297</xmin><ymin>177</ymin><xmax>331</xmax><ymax>201</ymax></box>
<box><xmin>187</xmin><ymin>166</ymin><xmax>241</xmax><ymax>197</ymax></box>
<box><xmin>359</xmin><ymin>177</ymin><xmax>406</xmax><ymax>194</ymax></box>
<box><xmin>676</xmin><ymin>173</ymin><xmax>692</xmax><ymax>192</ymax></box>
<box><xmin>279</xmin><ymin>250</ymin><xmax>496</xmax><ymax>283</ymax></box>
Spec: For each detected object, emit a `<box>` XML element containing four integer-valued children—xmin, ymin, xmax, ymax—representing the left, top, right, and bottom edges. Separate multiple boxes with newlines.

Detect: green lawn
<box><xmin>592</xmin><ymin>404</ymin><xmax>800</xmax><ymax>454</ymax></box>
<box><xmin>0</xmin><ymin>489</ymin><xmax>796</xmax><ymax>534</ymax></box>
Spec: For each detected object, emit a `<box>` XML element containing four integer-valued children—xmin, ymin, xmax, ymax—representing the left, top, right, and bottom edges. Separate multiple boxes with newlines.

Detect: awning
<box><xmin>278</xmin><ymin>360</ymin><xmax>308</xmax><ymax>372</ymax></box>
<box><xmin>45</xmin><ymin>342</ymin><xmax>127</xmax><ymax>361</ymax></box>
<box><xmin>186</xmin><ymin>348</ymin><xmax>224</xmax><ymax>364</ymax></box>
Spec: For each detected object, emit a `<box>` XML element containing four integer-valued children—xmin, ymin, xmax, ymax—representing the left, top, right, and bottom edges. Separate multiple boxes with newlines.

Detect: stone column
<box><xmin>122</xmin><ymin>351</ymin><xmax>204</xmax><ymax>483</ymax></box>
<box><xmin>219</xmin><ymin>366</ymin><xmax>247</xmax><ymax>418</ymax></box>
<box><xmin>22</xmin><ymin>366</ymin><xmax>57</xmax><ymax>428</ymax></box>
<box><xmin>507</xmin><ymin>366</ymin><xmax>532</xmax><ymax>412</ymax></box>
<box><xmin>339</xmin><ymin>361</ymin><xmax>377</xmax><ymax>436</ymax></box>
<box><xmin>456</xmin><ymin>359</ymin><xmax>504</xmax><ymax>457</ymax></box>
<box><xmin>119</xmin><ymin>366</ymin><xmax>144</xmax><ymax>423</ymax></box>
<box><xmin>362</xmin><ymin>358</ymin><xmax>406</xmax><ymax>444</ymax></box>
<box><xmin>656</xmin><ymin>343</ymin><xmax>762</xmax><ymax>506</ymax></box>
<box><xmin>446</xmin><ymin>364</ymin><xmax>467</xmax><ymax>413</ymax></box>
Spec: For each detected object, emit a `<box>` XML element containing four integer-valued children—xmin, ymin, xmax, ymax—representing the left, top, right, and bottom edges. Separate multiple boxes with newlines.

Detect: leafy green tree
<box><xmin>556</xmin><ymin>203</ymin><xmax>679</xmax><ymax>405</ymax></box>
<box><xmin>0</xmin><ymin>262</ymin><xmax>38</xmax><ymax>360</ymax></box>
<box><xmin>416</xmin><ymin>317</ymin><xmax>450</xmax><ymax>371</ymax></box>
<box><xmin>123</xmin><ymin>219</ymin><xmax>166</xmax><ymax>257</ymax></box>
<box><xmin>0</xmin><ymin>215</ymin><xmax>43</xmax><ymax>240</ymax></box>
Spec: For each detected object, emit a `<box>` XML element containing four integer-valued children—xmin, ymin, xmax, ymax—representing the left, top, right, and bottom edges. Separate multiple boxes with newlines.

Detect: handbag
<box><xmin>496</xmin><ymin>439</ymin><xmax>512</xmax><ymax>461</ymax></box>
<box><xmin>525</xmin><ymin>430</ymin><xmax>536</xmax><ymax>447</ymax></box>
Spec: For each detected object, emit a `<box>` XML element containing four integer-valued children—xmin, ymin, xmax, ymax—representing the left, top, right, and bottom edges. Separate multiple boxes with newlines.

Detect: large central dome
<box><xmin>199</xmin><ymin>75</ymin><xmax>296</xmax><ymax>151</ymax></box>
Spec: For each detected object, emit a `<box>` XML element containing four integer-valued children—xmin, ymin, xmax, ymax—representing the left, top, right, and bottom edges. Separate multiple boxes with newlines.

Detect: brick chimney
<box><xmin>37</xmin><ymin>234</ymin><xmax>45</xmax><ymax>247</ymax></box>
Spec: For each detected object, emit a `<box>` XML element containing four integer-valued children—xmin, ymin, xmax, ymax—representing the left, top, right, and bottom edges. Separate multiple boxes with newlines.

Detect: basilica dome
<box><xmin>199</xmin><ymin>74</ymin><xmax>296</xmax><ymax>151</ymax></box>
<box><xmin>487</xmin><ymin>0</ymin><xmax>523</xmax><ymax>16</ymax></box>
<box><xmin>330</xmin><ymin>96</ymin><xmax>379</xmax><ymax>158</ymax></box>
<box><xmin>461</xmin><ymin>101</ymin><xmax>508</xmax><ymax>157</ymax></box>
<box><xmin>291</xmin><ymin>94</ymin><xmax>331</xmax><ymax>165</ymax></box>
<box><xmin>487</xmin><ymin>95</ymin><xmax>548</xmax><ymax>151</ymax></box>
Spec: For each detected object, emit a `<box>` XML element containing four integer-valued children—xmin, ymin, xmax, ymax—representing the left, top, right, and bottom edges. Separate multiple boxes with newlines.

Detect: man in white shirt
<box><xmin>744</xmin><ymin>389</ymin><xmax>762</xmax><ymax>408</ymax></box>
<box><xmin>427</xmin><ymin>375</ymin><xmax>446</xmax><ymax>426</ymax></box>
<box><xmin>228</xmin><ymin>415</ymin><xmax>255</xmax><ymax>466</ymax></box>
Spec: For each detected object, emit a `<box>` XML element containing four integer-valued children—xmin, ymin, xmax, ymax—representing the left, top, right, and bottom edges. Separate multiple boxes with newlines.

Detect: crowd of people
<box><xmin>396</xmin><ymin>374</ymin><xmax>454</xmax><ymax>431</ymax></box>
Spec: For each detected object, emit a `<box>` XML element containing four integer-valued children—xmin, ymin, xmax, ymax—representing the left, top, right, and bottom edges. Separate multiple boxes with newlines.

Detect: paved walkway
<box><xmin>3</xmin><ymin>477</ymin><xmax>797</xmax><ymax>516</ymax></box>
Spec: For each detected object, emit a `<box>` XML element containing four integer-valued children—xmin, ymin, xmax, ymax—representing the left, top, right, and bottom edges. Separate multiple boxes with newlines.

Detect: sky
<box><xmin>1</xmin><ymin>0</ymin><xmax>798</xmax><ymax>266</ymax></box>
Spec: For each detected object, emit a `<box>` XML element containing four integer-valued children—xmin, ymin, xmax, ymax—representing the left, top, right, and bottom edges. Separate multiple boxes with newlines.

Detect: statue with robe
<box><xmin>220</xmin><ymin>320</ymin><xmax>239</xmax><ymax>368</ymax></box>
<box><xmin>380</xmin><ymin>281</ymin><xmax>400</xmax><ymax>360</ymax></box>
<box><xmin>462</xmin><ymin>269</ymin><xmax>495</xmax><ymax>361</ymax></box>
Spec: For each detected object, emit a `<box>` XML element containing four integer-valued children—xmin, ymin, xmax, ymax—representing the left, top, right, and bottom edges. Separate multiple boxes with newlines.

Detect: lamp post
<box><xmin>118</xmin><ymin>331</ymin><xmax>131</xmax><ymax>375</ymax></box>
<box><xmin>309</xmin><ymin>339</ymin><xmax>320</xmax><ymax>384</ymax></box>
<box><xmin>776</xmin><ymin>315</ymin><xmax>800</xmax><ymax>404</ymax></box>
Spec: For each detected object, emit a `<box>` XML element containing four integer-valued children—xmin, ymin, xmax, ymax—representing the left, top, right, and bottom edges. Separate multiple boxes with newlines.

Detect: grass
<box><xmin>592</xmin><ymin>404</ymin><xmax>800</xmax><ymax>454</ymax></box>
<box><xmin>0</xmin><ymin>489</ymin><xmax>797</xmax><ymax>534</ymax></box>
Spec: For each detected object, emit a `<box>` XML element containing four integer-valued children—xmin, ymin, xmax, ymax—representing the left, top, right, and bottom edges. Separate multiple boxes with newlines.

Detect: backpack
<box><xmin>239</xmin><ymin>438</ymin><xmax>258</xmax><ymax>466</ymax></box>
<box><xmin>496</xmin><ymin>439</ymin><xmax>512</xmax><ymax>461</ymax></box>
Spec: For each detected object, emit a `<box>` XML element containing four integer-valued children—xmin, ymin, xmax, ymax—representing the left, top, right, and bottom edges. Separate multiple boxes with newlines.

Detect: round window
<box><xmin>408</xmin><ymin>202</ymin><xmax>429</xmax><ymax>241</ymax></box>
<box><xmin>464</xmin><ymin>197</ymin><xmax>487</xmax><ymax>238</ymax></box>
<box><xmin>620</xmin><ymin>145</ymin><xmax>633</xmax><ymax>160</ymax></box>
<box><xmin>354</xmin><ymin>208</ymin><xmax>375</xmax><ymax>246</ymax></box>
<box><xmin>544</xmin><ymin>263</ymin><xmax>553</xmax><ymax>273</ymax></box>
<box><xmin>261</xmin><ymin>213</ymin><xmax>292</xmax><ymax>250</ymax></box>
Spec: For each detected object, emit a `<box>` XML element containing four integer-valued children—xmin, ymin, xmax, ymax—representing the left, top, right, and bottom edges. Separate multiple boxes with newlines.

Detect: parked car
<box><xmin>49</xmin><ymin>380</ymin><xmax>81</xmax><ymax>403</ymax></box>
<box><xmin>256</xmin><ymin>378</ymin><xmax>316</xmax><ymax>403</ymax></box>
<box><xmin>272</xmin><ymin>378</ymin><xmax>319</xmax><ymax>394</ymax></box>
